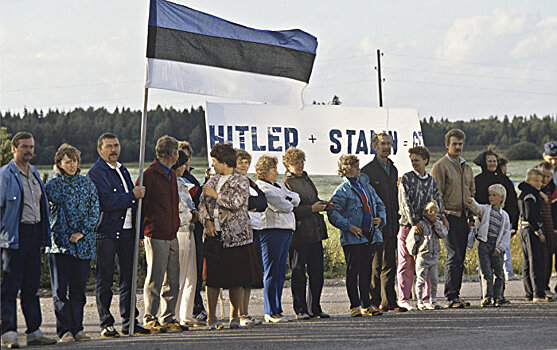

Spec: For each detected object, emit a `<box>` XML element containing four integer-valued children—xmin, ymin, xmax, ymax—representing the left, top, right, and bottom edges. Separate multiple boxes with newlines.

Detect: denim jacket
<box><xmin>45</xmin><ymin>174</ymin><xmax>99</xmax><ymax>260</ymax></box>
<box><xmin>0</xmin><ymin>160</ymin><xmax>51</xmax><ymax>249</ymax></box>
<box><xmin>328</xmin><ymin>173</ymin><xmax>386</xmax><ymax>247</ymax></box>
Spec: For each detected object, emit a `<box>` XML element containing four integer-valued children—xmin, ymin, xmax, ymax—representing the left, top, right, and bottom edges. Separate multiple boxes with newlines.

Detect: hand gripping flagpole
<box><xmin>129</xmin><ymin>86</ymin><xmax>149</xmax><ymax>336</ymax></box>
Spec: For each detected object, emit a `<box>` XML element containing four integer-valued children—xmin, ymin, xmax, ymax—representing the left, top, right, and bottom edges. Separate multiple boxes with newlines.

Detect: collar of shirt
<box><xmin>105</xmin><ymin>161</ymin><xmax>122</xmax><ymax>170</ymax></box>
<box><xmin>445</xmin><ymin>154</ymin><xmax>466</xmax><ymax>165</ymax></box>
<box><xmin>412</xmin><ymin>170</ymin><xmax>429</xmax><ymax>179</ymax></box>
<box><xmin>157</xmin><ymin>159</ymin><xmax>172</xmax><ymax>179</ymax></box>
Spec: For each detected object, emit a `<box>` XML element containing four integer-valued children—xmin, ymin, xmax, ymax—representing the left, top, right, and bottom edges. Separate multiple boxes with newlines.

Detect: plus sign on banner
<box><xmin>205</xmin><ymin>102</ymin><xmax>424</xmax><ymax>175</ymax></box>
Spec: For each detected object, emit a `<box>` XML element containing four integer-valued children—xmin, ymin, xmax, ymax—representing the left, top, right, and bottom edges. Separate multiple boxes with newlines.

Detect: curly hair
<box><xmin>256</xmin><ymin>155</ymin><xmax>278</xmax><ymax>180</ymax></box>
<box><xmin>54</xmin><ymin>143</ymin><xmax>81</xmax><ymax>174</ymax></box>
<box><xmin>178</xmin><ymin>140</ymin><xmax>193</xmax><ymax>157</ymax></box>
<box><xmin>337</xmin><ymin>155</ymin><xmax>359</xmax><ymax>177</ymax></box>
<box><xmin>282</xmin><ymin>147</ymin><xmax>306</xmax><ymax>167</ymax></box>
<box><xmin>235</xmin><ymin>148</ymin><xmax>252</xmax><ymax>163</ymax></box>
<box><xmin>210</xmin><ymin>142</ymin><xmax>237</xmax><ymax>167</ymax></box>
<box><xmin>408</xmin><ymin>146</ymin><xmax>430</xmax><ymax>165</ymax></box>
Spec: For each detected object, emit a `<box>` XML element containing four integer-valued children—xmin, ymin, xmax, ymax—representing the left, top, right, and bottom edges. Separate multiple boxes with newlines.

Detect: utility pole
<box><xmin>376</xmin><ymin>49</ymin><xmax>383</xmax><ymax>107</ymax></box>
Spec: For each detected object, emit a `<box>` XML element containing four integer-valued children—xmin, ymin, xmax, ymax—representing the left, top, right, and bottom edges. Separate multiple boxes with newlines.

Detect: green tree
<box><xmin>1</xmin><ymin>127</ymin><xmax>13</xmax><ymax>166</ymax></box>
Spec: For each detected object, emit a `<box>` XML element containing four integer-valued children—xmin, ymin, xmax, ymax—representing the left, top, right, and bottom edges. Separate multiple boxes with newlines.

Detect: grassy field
<box><xmin>34</xmin><ymin>152</ymin><xmax>546</xmax><ymax>284</ymax></box>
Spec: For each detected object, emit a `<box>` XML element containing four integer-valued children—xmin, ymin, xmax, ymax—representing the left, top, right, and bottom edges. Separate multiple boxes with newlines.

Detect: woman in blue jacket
<box><xmin>328</xmin><ymin>155</ymin><xmax>386</xmax><ymax>317</ymax></box>
<box><xmin>45</xmin><ymin>144</ymin><xmax>99</xmax><ymax>342</ymax></box>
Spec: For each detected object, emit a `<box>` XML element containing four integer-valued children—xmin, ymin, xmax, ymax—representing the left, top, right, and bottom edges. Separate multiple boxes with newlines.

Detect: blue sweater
<box><xmin>328</xmin><ymin>174</ymin><xmax>386</xmax><ymax>246</ymax></box>
<box><xmin>45</xmin><ymin>174</ymin><xmax>99</xmax><ymax>260</ymax></box>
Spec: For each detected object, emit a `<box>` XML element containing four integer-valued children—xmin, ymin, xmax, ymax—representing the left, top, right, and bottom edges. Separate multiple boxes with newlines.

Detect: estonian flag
<box><xmin>146</xmin><ymin>0</ymin><xmax>318</xmax><ymax>106</ymax></box>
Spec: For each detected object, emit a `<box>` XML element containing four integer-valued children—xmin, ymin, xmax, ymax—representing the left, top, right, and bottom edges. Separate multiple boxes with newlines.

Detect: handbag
<box><xmin>203</xmin><ymin>234</ymin><xmax>223</xmax><ymax>261</ymax></box>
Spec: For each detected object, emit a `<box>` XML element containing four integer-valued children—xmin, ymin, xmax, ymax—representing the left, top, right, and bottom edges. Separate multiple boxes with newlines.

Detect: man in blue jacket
<box><xmin>0</xmin><ymin>132</ymin><xmax>57</xmax><ymax>348</ymax></box>
<box><xmin>87</xmin><ymin>133</ymin><xmax>150</xmax><ymax>337</ymax></box>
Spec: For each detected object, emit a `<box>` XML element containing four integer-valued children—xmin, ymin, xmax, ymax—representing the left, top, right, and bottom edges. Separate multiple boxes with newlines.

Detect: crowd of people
<box><xmin>1</xmin><ymin>129</ymin><xmax>556</xmax><ymax>348</ymax></box>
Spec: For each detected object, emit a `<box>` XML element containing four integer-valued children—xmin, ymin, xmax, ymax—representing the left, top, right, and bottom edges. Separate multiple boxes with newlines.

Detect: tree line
<box><xmin>1</xmin><ymin>107</ymin><xmax>555</xmax><ymax>165</ymax></box>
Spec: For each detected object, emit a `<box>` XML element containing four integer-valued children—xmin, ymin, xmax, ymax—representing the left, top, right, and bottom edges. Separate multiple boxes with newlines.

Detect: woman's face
<box><xmin>345</xmin><ymin>164</ymin><xmax>360</xmax><ymax>177</ymax></box>
<box><xmin>175</xmin><ymin>164</ymin><xmax>186</xmax><ymax>177</ymax></box>
<box><xmin>236</xmin><ymin>158</ymin><xmax>250</xmax><ymax>175</ymax></box>
<box><xmin>286</xmin><ymin>159</ymin><xmax>305</xmax><ymax>175</ymax></box>
<box><xmin>410</xmin><ymin>154</ymin><xmax>427</xmax><ymax>174</ymax></box>
<box><xmin>211</xmin><ymin>157</ymin><xmax>227</xmax><ymax>175</ymax></box>
<box><xmin>59</xmin><ymin>154</ymin><xmax>78</xmax><ymax>176</ymax></box>
<box><xmin>264</xmin><ymin>166</ymin><xmax>279</xmax><ymax>182</ymax></box>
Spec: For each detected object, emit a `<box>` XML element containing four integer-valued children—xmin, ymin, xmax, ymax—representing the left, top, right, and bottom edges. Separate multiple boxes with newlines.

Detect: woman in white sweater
<box><xmin>255</xmin><ymin>156</ymin><xmax>300</xmax><ymax>323</ymax></box>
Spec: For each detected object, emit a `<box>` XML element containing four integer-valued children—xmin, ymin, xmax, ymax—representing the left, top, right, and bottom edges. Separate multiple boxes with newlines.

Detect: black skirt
<box><xmin>203</xmin><ymin>243</ymin><xmax>263</xmax><ymax>289</ymax></box>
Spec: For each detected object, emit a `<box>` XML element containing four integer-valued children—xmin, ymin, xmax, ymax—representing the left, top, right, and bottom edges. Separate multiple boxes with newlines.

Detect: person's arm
<box><xmin>258</xmin><ymin>182</ymin><xmax>294</xmax><ymax>213</ymax></box>
<box><xmin>44</xmin><ymin>178</ymin><xmax>63</xmax><ymax>205</ymax></box>
<box><xmin>523</xmin><ymin>195</ymin><xmax>541</xmax><ymax>233</ymax></box>
<box><xmin>88</xmin><ymin>168</ymin><xmax>136</xmax><ymax>212</ymax></box>
<box><xmin>284</xmin><ymin>180</ymin><xmax>313</xmax><ymax>219</ymax></box>
<box><xmin>369</xmin><ymin>185</ymin><xmax>387</xmax><ymax>228</ymax></box>
<box><xmin>80</xmin><ymin>178</ymin><xmax>100</xmax><ymax>238</ymax></box>
<box><xmin>433</xmin><ymin>220</ymin><xmax>448</xmax><ymax>239</ymax></box>
<box><xmin>430</xmin><ymin>162</ymin><xmax>445</xmax><ymax>207</ymax></box>
<box><xmin>496</xmin><ymin>214</ymin><xmax>512</xmax><ymax>254</ymax></box>
<box><xmin>247</xmin><ymin>182</ymin><xmax>268</xmax><ymax>213</ymax></box>
<box><xmin>398</xmin><ymin>177</ymin><xmax>414</xmax><ymax>225</ymax></box>
<box><xmin>327</xmin><ymin>187</ymin><xmax>352</xmax><ymax>231</ymax></box>
<box><xmin>465</xmin><ymin>197</ymin><xmax>484</xmax><ymax>216</ymax></box>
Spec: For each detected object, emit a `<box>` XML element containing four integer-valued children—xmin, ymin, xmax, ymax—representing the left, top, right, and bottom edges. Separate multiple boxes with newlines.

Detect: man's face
<box><xmin>373</xmin><ymin>135</ymin><xmax>392</xmax><ymax>158</ymax></box>
<box><xmin>486</xmin><ymin>155</ymin><xmax>498</xmax><ymax>172</ymax></box>
<box><xmin>98</xmin><ymin>137</ymin><xmax>121</xmax><ymax>165</ymax></box>
<box><xmin>12</xmin><ymin>137</ymin><xmax>34</xmax><ymax>164</ymax></box>
<box><xmin>543</xmin><ymin>154</ymin><xmax>557</xmax><ymax>170</ymax></box>
<box><xmin>446</xmin><ymin>137</ymin><xmax>464</xmax><ymax>158</ymax></box>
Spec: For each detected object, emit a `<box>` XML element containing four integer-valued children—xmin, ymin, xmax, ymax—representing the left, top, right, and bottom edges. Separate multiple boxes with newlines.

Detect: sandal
<box><xmin>209</xmin><ymin>321</ymin><xmax>224</xmax><ymax>330</ymax></box>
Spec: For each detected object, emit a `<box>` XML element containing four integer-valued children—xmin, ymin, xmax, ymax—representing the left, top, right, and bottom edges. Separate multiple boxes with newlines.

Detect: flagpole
<box><xmin>129</xmin><ymin>86</ymin><xmax>149</xmax><ymax>336</ymax></box>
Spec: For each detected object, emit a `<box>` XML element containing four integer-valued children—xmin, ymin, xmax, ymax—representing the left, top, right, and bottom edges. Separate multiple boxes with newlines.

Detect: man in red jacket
<box><xmin>141</xmin><ymin>135</ymin><xmax>184</xmax><ymax>333</ymax></box>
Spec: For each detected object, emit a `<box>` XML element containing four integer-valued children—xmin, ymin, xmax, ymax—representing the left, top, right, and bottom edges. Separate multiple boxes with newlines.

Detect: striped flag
<box><xmin>146</xmin><ymin>0</ymin><xmax>318</xmax><ymax>105</ymax></box>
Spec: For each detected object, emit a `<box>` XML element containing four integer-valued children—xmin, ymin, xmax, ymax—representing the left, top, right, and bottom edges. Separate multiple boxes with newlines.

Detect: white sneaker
<box><xmin>1</xmin><ymin>331</ymin><xmax>19</xmax><ymax>349</ymax></box>
<box><xmin>397</xmin><ymin>300</ymin><xmax>414</xmax><ymax>311</ymax></box>
<box><xmin>264</xmin><ymin>314</ymin><xmax>288</xmax><ymax>323</ymax></box>
<box><xmin>417</xmin><ymin>302</ymin><xmax>427</xmax><ymax>310</ymax></box>
<box><xmin>423</xmin><ymin>302</ymin><xmax>436</xmax><ymax>310</ymax></box>
<box><xmin>59</xmin><ymin>332</ymin><xmax>75</xmax><ymax>342</ymax></box>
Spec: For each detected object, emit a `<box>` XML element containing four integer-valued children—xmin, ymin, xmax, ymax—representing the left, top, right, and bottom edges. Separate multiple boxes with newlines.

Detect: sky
<box><xmin>1</xmin><ymin>0</ymin><xmax>556</xmax><ymax>120</ymax></box>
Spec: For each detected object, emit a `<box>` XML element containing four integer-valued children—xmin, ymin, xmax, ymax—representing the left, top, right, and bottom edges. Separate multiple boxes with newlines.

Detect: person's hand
<box><xmin>539</xmin><ymin>191</ymin><xmax>549</xmax><ymax>202</ymax></box>
<box><xmin>133</xmin><ymin>186</ymin><xmax>146</xmax><ymax>199</ymax></box>
<box><xmin>311</xmin><ymin>201</ymin><xmax>327</xmax><ymax>212</ymax></box>
<box><xmin>69</xmin><ymin>232</ymin><xmax>84</xmax><ymax>243</ymax></box>
<box><xmin>349</xmin><ymin>225</ymin><xmax>363</xmax><ymax>239</ymax></box>
<box><xmin>203</xmin><ymin>185</ymin><xmax>218</xmax><ymax>199</ymax></box>
<box><xmin>539</xmin><ymin>233</ymin><xmax>546</xmax><ymax>243</ymax></box>
<box><xmin>204</xmin><ymin>220</ymin><xmax>217</xmax><ymax>237</ymax></box>
<box><xmin>412</xmin><ymin>224</ymin><xmax>423</xmax><ymax>236</ymax></box>
<box><xmin>442</xmin><ymin>217</ymin><xmax>450</xmax><ymax>230</ymax></box>
<box><xmin>372</xmin><ymin>217</ymin><xmax>382</xmax><ymax>228</ymax></box>
<box><xmin>492</xmin><ymin>249</ymin><xmax>500</xmax><ymax>257</ymax></box>
<box><xmin>205</xmin><ymin>167</ymin><xmax>215</xmax><ymax>180</ymax></box>
<box><xmin>465</xmin><ymin>197</ymin><xmax>474</xmax><ymax>205</ymax></box>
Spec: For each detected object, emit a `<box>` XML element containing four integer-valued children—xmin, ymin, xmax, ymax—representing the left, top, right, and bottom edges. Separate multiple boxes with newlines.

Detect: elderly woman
<box><xmin>45</xmin><ymin>144</ymin><xmax>99</xmax><ymax>342</ymax></box>
<box><xmin>328</xmin><ymin>155</ymin><xmax>385</xmax><ymax>317</ymax></box>
<box><xmin>256</xmin><ymin>156</ymin><xmax>300</xmax><ymax>323</ymax></box>
<box><xmin>199</xmin><ymin>143</ymin><xmax>261</xmax><ymax>329</ymax></box>
<box><xmin>236</xmin><ymin>149</ymin><xmax>267</xmax><ymax>326</ymax></box>
<box><xmin>281</xmin><ymin>147</ymin><xmax>329</xmax><ymax>320</ymax></box>
<box><xmin>172</xmin><ymin>150</ymin><xmax>200</xmax><ymax>327</ymax></box>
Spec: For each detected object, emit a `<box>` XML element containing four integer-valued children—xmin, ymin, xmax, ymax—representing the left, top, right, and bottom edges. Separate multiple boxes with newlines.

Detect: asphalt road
<box><xmin>9</xmin><ymin>277</ymin><xmax>557</xmax><ymax>349</ymax></box>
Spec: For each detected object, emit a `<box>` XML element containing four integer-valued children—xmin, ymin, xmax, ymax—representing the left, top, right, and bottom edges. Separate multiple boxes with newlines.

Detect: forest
<box><xmin>1</xmin><ymin>106</ymin><xmax>555</xmax><ymax>165</ymax></box>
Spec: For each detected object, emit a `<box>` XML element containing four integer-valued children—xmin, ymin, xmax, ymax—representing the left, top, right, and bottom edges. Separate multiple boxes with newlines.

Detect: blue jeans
<box><xmin>477</xmin><ymin>239</ymin><xmax>505</xmax><ymax>300</ymax></box>
<box><xmin>260</xmin><ymin>229</ymin><xmax>292</xmax><ymax>315</ymax></box>
<box><xmin>48</xmin><ymin>253</ymin><xmax>90</xmax><ymax>337</ymax></box>
<box><xmin>0</xmin><ymin>224</ymin><xmax>43</xmax><ymax>335</ymax></box>
<box><xmin>95</xmin><ymin>230</ymin><xmax>138</xmax><ymax>329</ymax></box>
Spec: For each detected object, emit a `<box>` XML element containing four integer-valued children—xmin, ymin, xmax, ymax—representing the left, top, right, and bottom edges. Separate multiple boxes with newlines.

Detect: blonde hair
<box><xmin>424</xmin><ymin>201</ymin><xmax>440</xmax><ymax>212</ymax></box>
<box><xmin>526</xmin><ymin>168</ymin><xmax>543</xmax><ymax>181</ymax></box>
<box><xmin>256</xmin><ymin>156</ymin><xmax>278</xmax><ymax>180</ymax></box>
<box><xmin>282</xmin><ymin>147</ymin><xmax>306</xmax><ymax>168</ymax></box>
<box><xmin>337</xmin><ymin>155</ymin><xmax>359</xmax><ymax>177</ymax></box>
<box><xmin>488</xmin><ymin>184</ymin><xmax>506</xmax><ymax>208</ymax></box>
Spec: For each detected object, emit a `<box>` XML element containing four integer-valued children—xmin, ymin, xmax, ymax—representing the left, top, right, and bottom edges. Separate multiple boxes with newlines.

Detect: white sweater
<box><xmin>256</xmin><ymin>180</ymin><xmax>300</xmax><ymax>230</ymax></box>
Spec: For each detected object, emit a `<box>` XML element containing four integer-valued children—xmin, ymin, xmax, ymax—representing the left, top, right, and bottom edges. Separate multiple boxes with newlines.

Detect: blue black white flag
<box><xmin>146</xmin><ymin>0</ymin><xmax>318</xmax><ymax>105</ymax></box>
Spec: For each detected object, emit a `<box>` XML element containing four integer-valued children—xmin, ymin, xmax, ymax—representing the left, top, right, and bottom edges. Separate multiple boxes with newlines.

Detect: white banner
<box><xmin>205</xmin><ymin>103</ymin><xmax>424</xmax><ymax>175</ymax></box>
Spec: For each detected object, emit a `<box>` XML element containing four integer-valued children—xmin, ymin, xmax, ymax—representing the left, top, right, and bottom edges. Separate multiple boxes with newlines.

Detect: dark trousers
<box><xmin>370</xmin><ymin>229</ymin><xmax>397</xmax><ymax>307</ymax></box>
<box><xmin>343</xmin><ymin>242</ymin><xmax>377</xmax><ymax>309</ymax></box>
<box><xmin>520</xmin><ymin>228</ymin><xmax>545</xmax><ymax>298</ymax></box>
<box><xmin>443</xmin><ymin>215</ymin><xmax>469</xmax><ymax>300</ymax></box>
<box><xmin>48</xmin><ymin>254</ymin><xmax>90</xmax><ymax>338</ymax></box>
<box><xmin>1</xmin><ymin>223</ymin><xmax>42</xmax><ymax>335</ymax></box>
<box><xmin>192</xmin><ymin>222</ymin><xmax>205</xmax><ymax>315</ymax></box>
<box><xmin>289</xmin><ymin>241</ymin><xmax>324</xmax><ymax>315</ymax></box>
<box><xmin>95</xmin><ymin>230</ymin><xmax>138</xmax><ymax>329</ymax></box>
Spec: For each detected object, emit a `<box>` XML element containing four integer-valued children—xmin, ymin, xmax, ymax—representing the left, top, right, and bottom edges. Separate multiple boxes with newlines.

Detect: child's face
<box><xmin>423</xmin><ymin>207</ymin><xmax>439</xmax><ymax>223</ymax></box>
<box><xmin>541</xmin><ymin>171</ymin><xmax>552</xmax><ymax>187</ymax></box>
<box><xmin>488</xmin><ymin>191</ymin><xmax>504</xmax><ymax>207</ymax></box>
<box><xmin>527</xmin><ymin>174</ymin><xmax>543</xmax><ymax>190</ymax></box>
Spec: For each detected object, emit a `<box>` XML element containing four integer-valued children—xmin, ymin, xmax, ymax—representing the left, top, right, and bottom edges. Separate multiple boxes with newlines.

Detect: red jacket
<box><xmin>141</xmin><ymin>160</ymin><xmax>180</xmax><ymax>240</ymax></box>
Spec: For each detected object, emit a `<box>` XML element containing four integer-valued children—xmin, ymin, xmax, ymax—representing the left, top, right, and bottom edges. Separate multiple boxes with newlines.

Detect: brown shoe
<box><xmin>143</xmin><ymin>320</ymin><xmax>168</xmax><ymax>333</ymax></box>
<box><xmin>161</xmin><ymin>321</ymin><xmax>188</xmax><ymax>332</ymax></box>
